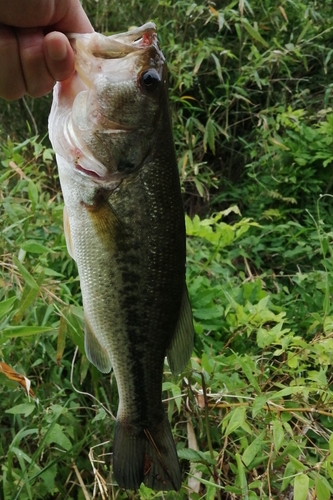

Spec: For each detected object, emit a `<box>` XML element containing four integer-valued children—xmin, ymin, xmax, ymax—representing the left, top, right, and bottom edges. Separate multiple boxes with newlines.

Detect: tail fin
<box><xmin>112</xmin><ymin>413</ymin><xmax>181</xmax><ymax>491</ymax></box>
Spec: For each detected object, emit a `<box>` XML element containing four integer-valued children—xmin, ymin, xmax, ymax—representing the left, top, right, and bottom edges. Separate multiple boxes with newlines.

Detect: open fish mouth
<box><xmin>67</xmin><ymin>22</ymin><xmax>164</xmax><ymax>91</ymax></box>
<box><xmin>69</xmin><ymin>22</ymin><xmax>158</xmax><ymax>58</ymax></box>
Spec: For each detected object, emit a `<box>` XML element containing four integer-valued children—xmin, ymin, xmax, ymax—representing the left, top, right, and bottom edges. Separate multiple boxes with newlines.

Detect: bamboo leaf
<box><xmin>12</xmin><ymin>255</ymin><xmax>39</xmax><ymax>291</ymax></box>
<box><xmin>315</xmin><ymin>474</ymin><xmax>331</xmax><ymax>500</ymax></box>
<box><xmin>272</xmin><ymin>419</ymin><xmax>285</xmax><ymax>453</ymax></box>
<box><xmin>242</xmin><ymin>431</ymin><xmax>265</xmax><ymax>467</ymax></box>
<box><xmin>3</xmin><ymin>326</ymin><xmax>54</xmax><ymax>337</ymax></box>
<box><xmin>0</xmin><ymin>296</ymin><xmax>17</xmax><ymax>319</ymax></box>
<box><xmin>224</xmin><ymin>407</ymin><xmax>246</xmax><ymax>436</ymax></box>
<box><xmin>204</xmin><ymin>118</ymin><xmax>216</xmax><ymax>154</ymax></box>
<box><xmin>235</xmin><ymin>453</ymin><xmax>247</xmax><ymax>493</ymax></box>
<box><xmin>294</xmin><ymin>474</ymin><xmax>309</xmax><ymax>500</ymax></box>
<box><xmin>241</xmin><ymin>19</ymin><xmax>269</xmax><ymax>48</ymax></box>
<box><xmin>21</xmin><ymin>240</ymin><xmax>50</xmax><ymax>254</ymax></box>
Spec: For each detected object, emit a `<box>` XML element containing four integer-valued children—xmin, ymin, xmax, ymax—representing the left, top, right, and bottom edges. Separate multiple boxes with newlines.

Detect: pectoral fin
<box><xmin>63</xmin><ymin>206</ymin><xmax>75</xmax><ymax>260</ymax></box>
<box><xmin>167</xmin><ymin>286</ymin><xmax>194</xmax><ymax>376</ymax></box>
<box><xmin>84</xmin><ymin>314</ymin><xmax>112</xmax><ymax>373</ymax></box>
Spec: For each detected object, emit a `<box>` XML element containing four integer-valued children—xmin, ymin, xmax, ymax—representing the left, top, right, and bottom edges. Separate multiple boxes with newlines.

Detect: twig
<box><xmin>88</xmin><ymin>443</ymin><xmax>109</xmax><ymax>500</ymax></box>
<box><xmin>70</xmin><ymin>347</ymin><xmax>116</xmax><ymax>420</ymax></box>
<box><xmin>72</xmin><ymin>462</ymin><xmax>91</xmax><ymax>500</ymax></box>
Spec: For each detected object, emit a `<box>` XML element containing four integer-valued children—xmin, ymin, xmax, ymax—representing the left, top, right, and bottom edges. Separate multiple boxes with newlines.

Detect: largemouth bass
<box><xmin>48</xmin><ymin>23</ymin><xmax>194</xmax><ymax>491</ymax></box>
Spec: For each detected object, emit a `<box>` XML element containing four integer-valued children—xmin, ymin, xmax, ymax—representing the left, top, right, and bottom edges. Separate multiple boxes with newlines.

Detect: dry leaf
<box><xmin>279</xmin><ymin>5</ymin><xmax>288</xmax><ymax>22</ymax></box>
<box><xmin>0</xmin><ymin>361</ymin><xmax>36</xmax><ymax>398</ymax></box>
<box><xmin>8</xmin><ymin>161</ymin><xmax>29</xmax><ymax>180</ymax></box>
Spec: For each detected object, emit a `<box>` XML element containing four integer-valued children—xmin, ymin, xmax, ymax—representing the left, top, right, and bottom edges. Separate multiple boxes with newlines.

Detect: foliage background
<box><xmin>1</xmin><ymin>0</ymin><xmax>333</xmax><ymax>499</ymax></box>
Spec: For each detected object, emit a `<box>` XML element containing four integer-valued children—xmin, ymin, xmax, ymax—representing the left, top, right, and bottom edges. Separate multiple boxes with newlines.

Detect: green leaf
<box><xmin>10</xmin><ymin>445</ymin><xmax>41</xmax><ymax>471</ymax></box>
<box><xmin>281</xmin><ymin>460</ymin><xmax>295</xmax><ymax>491</ymax></box>
<box><xmin>270</xmin><ymin>386</ymin><xmax>308</xmax><ymax>400</ymax></box>
<box><xmin>204</xmin><ymin>118</ymin><xmax>216</xmax><ymax>154</ymax></box>
<box><xmin>327</xmin><ymin>456</ymin><xmax>333</xmax><ymax>481</ymax></box>
<box><xmin>60</xmin><ymin>306</ymin><xmax>85</xmax><ymax>355</ymax></box>
<box><xmin>177</xmin><ymin>448</ymin><xmax>216</xmax><ymax>465</ymax></box>
<box><xmin>224</xmin><ymin>407</ymin><xmax>246</xmax><ymax>436</ymax></box>
<box><xmin>194</xmin><ymin>307</ymin><xmax>222</xmax><ymax>320</ymax></box>
<box><xmin>27</xmin><ymin>179</ymin><xmax>39</xmax><ymax>206</ymax></box>
<box><xmin>40</xmin><ymin>464</ymin><xmax>57</xmax><ymax>495</ymax></box>
<box><xmin>13</xmin><ymin>271</ymin><xmax>45</xmax><ymax>323</ymax></box>
<box><xmin>21</xmin><ymin>240</ymin><xmax>50</xmax><ymax>254</ymax></box>
<box><xmin>0</xmin><ymin>296</ymin><xmax>17</xmax><ymax>319</ymax></box>
<box><xmin>294</xmin><ymin>474</ymin><xmax>309</xmax><ymax>500</ymax></box>
<box><xmin>288</xmin><ymin>455</ymin><xmax>307</xmax><ymax>473</ymax></box>
<box><xmin>6</xmin><ymin>403</ymin><xmax>36</xmax><ymax>417</ymax></box>
<box><xmin>242</xmin><ymin>431</ymin><xmax>265</xmax><ymax>467</ymax></box>
<box><xmin>91</xmin><ymin>408</ymin><xmax>107</xmax><ymax>423</ymax></box>
<box><xmin>12</xmin><ymin>255</ymin><xmax>39</xmax><ymax>291</ymax></box>
<box><xmin>272</xmin><ymin>419</ymin><xmax>285</xmax><ymax>453</ymax></box>
<box><xmin>252</xmin><ymin>394</ymin><xmax>269</xmax><ymax>418</ymax></box>
<box><xmin>236</xmin><ymin>453</ymin><xmax>247</xmax><ymax>493</ymax></box>
<box><xmin>43</xmin><ymin>423</ymin><xmax>72</xmax><ymax>451</ymax></box>
<box><xmin>236</xmin><ymin>354</ymin><xmax>260</xmax><ymax>392</ymax></box>
<box><xmin>315</xmin><ymin>474</ymin><xmax>331</xmax><ymax>500</ymax></box>
<box><xmin>241</xmin><ymin>19</ymin><xmax>269</xmax><ymax>48</ymax></box>
<box><xmin>2</xmin><ymin>325</ymin><xmax>54</xmax><ymax>337</ymax></box>
<box><xmin>211</xmin><ymin>53</ymin><xmax>223</xmax><ymax>82</ymax></box>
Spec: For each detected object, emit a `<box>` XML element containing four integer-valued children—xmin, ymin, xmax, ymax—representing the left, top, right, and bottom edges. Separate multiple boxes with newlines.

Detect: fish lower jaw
<box><xmin>74</xmin><ymin>162</ymin><xmax>124</xmax><ymax>189</ymax></box>
<box><xmin>75</xmin><ymin>163</ymin><xmax>103</xmax><ymax>179</ymax></box>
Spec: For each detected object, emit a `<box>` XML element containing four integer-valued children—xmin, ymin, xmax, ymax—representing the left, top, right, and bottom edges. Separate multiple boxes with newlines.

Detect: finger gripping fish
<box><xmin>48</xmin><ymin>23</ymin><xmax>194</xmax><ymax>492</ymax></box>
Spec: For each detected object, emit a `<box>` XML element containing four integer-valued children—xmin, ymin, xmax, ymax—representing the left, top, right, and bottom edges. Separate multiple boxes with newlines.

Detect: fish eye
<box><xmin>139</xmin><ymin>69</ymin><xmax>160</xmax><ymax>92</ymax></box>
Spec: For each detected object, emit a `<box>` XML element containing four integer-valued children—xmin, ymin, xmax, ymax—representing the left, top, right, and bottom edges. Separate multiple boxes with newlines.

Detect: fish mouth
<box><xmin>68</xmin><ymin>22</ymin><xmax>164</xmax><ymax>88</ymax></box>
<box><xmin>68</xmin><ymin>22</ymin><xmax>158</xmax><ymax>55</ymax></box>
<box><xmin>75</xmin><ymin>22</ymin><xmax>158</xmax><ymax>58</ymax></box>
<box><xmin>75</xmin><ymin>162</ymin><xmax>124</xmax><ymax>185</ymax></box>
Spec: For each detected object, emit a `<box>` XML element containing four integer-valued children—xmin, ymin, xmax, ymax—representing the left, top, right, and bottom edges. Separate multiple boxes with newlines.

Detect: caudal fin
<box><xmin>112</xmin><ymin>413</ymin><xmax>181</xmax><ymax>491</ymax></box>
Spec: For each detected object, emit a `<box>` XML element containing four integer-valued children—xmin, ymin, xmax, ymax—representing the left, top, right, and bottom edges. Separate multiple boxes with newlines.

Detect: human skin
<box><xmin>0</xmin><ymin>0</ymin><xmax>93</xmax><ymax>100</ymax></box>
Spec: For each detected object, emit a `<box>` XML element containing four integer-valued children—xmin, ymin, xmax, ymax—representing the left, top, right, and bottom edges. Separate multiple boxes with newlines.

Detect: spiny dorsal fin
<box><xmin>167</xmin><ymin>286</ymin><xmax>194</xmax><ymax>376</ymax></box>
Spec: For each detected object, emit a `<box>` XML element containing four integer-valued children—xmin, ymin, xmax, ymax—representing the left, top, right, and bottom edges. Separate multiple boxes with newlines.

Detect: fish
<box><xmin>48</xmin><ymin>23</ymin><xmax>194</xmax><ymax>492</ymax></box>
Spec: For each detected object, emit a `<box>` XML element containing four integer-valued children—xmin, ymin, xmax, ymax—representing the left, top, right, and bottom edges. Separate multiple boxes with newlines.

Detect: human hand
<box><xmin>0</xmin><ymin>0</ymin><xmax>93</xmax><ymax>100</ymax></box>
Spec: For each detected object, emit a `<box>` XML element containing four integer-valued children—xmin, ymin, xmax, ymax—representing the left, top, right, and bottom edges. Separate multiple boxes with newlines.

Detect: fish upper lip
<box><xmin>67</xmin><ymin>22</ymin><xmax>159</xmax><ymax>60</ymax></box>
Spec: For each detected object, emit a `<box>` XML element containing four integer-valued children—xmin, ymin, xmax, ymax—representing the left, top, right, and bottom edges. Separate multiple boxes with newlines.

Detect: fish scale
<box><xmin>49</xmin><ymin>22</ymin><xmax>194</xmax><ymax>491</ymax></box>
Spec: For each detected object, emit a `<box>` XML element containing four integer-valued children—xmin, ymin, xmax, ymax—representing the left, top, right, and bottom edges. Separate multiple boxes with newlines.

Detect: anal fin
<box><xmin>84</xmin><ymin>313</ymin><xmax>112</xmax><ymax>373</ymax></box>
<box><xmin>167</xmin><ymin>286</ymin><xmax>194</xmax><ymax>376</ymax></box>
